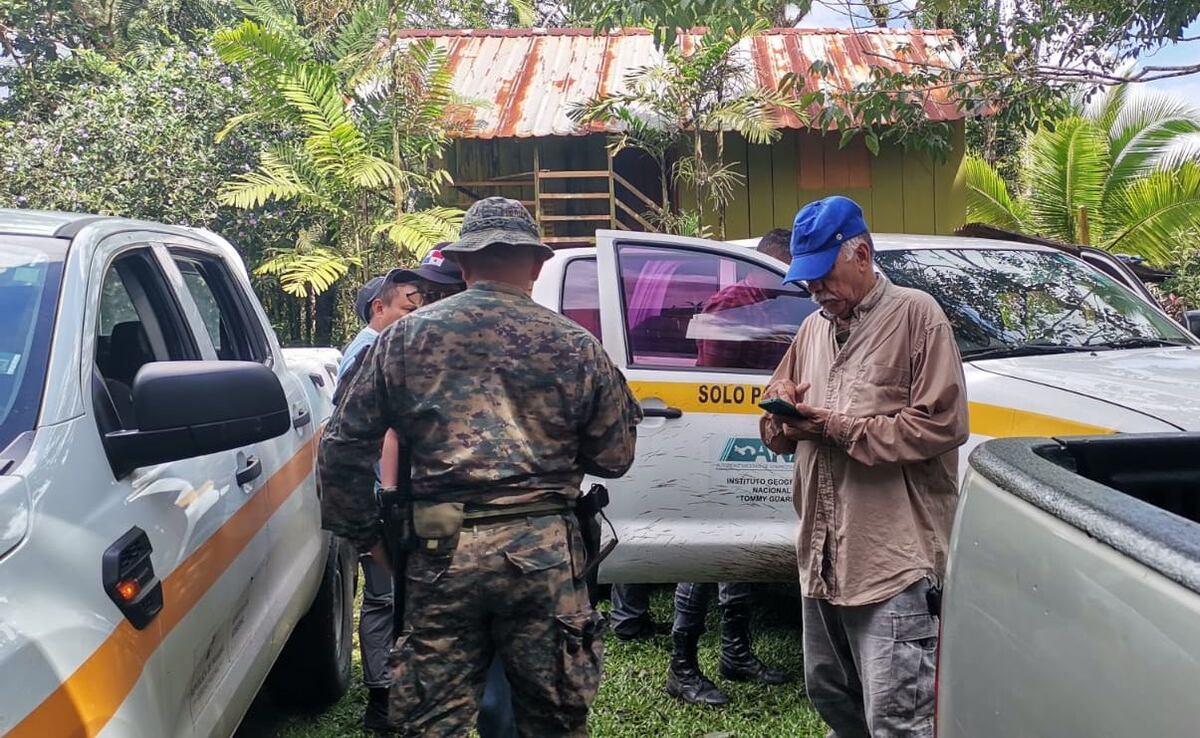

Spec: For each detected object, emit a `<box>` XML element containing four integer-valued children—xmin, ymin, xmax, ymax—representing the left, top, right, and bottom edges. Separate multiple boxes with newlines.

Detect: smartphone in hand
<box><xmin>758</xmin><ymin>397</ymin><xmax>809</xmax><ymax>420</ymax></box>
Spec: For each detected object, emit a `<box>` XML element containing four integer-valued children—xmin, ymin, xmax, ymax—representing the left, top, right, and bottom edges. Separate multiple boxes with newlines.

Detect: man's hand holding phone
<box><xmin>760</xmin><ymin>379</ymin><xmax>830</xmax><ymax>441</ymax></box>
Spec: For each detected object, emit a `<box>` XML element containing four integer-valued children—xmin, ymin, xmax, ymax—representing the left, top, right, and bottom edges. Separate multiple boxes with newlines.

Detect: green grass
<box><xmin>239</xmin><ymin>585</ymin><xmax>826</xmax><ymax>738</ymax></box>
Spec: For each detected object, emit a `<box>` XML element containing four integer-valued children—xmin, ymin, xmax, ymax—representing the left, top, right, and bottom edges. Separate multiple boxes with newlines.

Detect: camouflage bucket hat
<box><xmin>442</xmin><ymin>197</ymin><xmax>552</xmax><ymax>258</ymax></box>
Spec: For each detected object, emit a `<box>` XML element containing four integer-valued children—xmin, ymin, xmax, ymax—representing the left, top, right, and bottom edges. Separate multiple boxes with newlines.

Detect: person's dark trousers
<box><xmin>478</xmin><ymin>654</ymin><xmax>517</xmax><ymax>738</ymax></box>
<box><xmin>610</xmin><ymin>583</ymin><xmax>655</xmax><ymax>638</ymax></box>
<box><xmin>360</xmin><ymin>554</ymin><xmax>395</xmax><ymax>690</ymax></box>
<box><xmin>672</xmin><ymin>582</ymin><xmax>752</xmax><ymax>635</ymax></box>
<box><xmin>801</xmin><ymin>579</ymin><xmax>938</xmax><ymax>738</ymax></box>
<box><xmin>665</xmin><ymin>583</ymin><xmax>747</xmax><ymax>705</ymax></box>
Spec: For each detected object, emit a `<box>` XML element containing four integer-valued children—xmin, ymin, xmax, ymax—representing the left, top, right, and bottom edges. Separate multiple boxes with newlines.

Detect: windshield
<box><xmin>0</xmin><ymin>237</ymin><xmax>65</xmax><ymax>452</ymax></box>
<box><xmin>875</xmin><ymin>248</ymin><xmax>1193</xmax><ymax>357</ymax></box>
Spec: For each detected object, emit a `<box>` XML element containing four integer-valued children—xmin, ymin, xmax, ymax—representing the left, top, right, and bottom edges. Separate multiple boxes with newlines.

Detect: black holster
<box><xmin>575</xmin><ymin>483</ymin><xmax>618</xmax><ymax>607</ymax></box>
<box><xmin>378</xmin><ymin>446</ymin><xmax>415</xmax><ymax>640</ymax></box>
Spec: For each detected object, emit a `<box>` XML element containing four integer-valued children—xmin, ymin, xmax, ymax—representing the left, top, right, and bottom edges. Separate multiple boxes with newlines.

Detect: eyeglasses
<box><xmin>400</xmin><ymin>287</ymin><xmax>425</xmax><ymax>306</ymax></box>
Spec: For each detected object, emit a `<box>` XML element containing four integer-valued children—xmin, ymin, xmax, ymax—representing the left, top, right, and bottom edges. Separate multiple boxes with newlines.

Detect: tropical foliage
<box><xmin>964</xmin><ymin>85</ymin><xmax>1200</xmax><ymax>265</ymax></box>
<box><xmin>0</xmin><ymin>42</ymin><xmax>309</xmax><ymax>281</ymax></box>
<box><xmin>213</xmin><ymin>0</ymin><xmax>469</xmax><ymax>310</ymax></box>
<box><xmin>571</xmin><ymin>22</ymin><xmax>804</xmax><ymax>237</ymax></box>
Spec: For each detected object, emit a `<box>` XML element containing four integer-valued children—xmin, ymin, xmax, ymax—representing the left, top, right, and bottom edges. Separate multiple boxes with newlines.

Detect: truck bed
<box><xmin>938</xmin><ymin>434</ymin><xmax>1200</xmax><ymax>738</ymax></box>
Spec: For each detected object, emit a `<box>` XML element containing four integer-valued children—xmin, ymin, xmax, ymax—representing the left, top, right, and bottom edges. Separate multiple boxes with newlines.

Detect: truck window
<box><xmin>616</xmin><ymin>243</ymin><xmax>815</xmax><ymax>372</ymax></box>
<box><xmin>0</xmin><ymin>237</ymin><xmax>65</xmax><ymax>452</ymax></box>
<box><xmin>876</xmin><ymin>248</ymin><xmax>1193</xmax><ymax>356</ymax></box>
<box><xmin>561</xmin><ymin>258</ymin><xmax>602</xmax><ymax>340</ymax></box>
<box><xmin>172</xmin><ymin>255</ymin><xmax>269</xmax><ymax>363</ymax></box>
<box><xmin>94</xmin><ymin>251</ymin><xmax>195</xmax><ymax>429</ymax></box>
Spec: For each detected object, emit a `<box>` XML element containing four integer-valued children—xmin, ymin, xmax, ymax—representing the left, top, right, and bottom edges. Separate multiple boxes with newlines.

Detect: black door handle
<box><xmin>236</xmin><ymin>455</ymin><xmax>263</xmax><ymax>485</ymax></box>
<box><xmin>643</xmin><ymin>406</ymin><xmax>683</xmax><ymax>419</ymax></box>
<box><xmin>293</xmin><ymin>408</ymin><xmax>311</xmax><ymax>429</ymax></box>
<box><xmin>102</xmin><ymin>527</ymin><xmax>163</xmax><ymax>630</ymax></box>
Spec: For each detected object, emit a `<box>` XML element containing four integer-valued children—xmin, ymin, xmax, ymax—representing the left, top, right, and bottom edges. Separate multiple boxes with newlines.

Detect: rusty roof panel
<box><xmin>404</xmin><ymin>28</ymin><xmax>966</xmax><ymax>139</ymax></box>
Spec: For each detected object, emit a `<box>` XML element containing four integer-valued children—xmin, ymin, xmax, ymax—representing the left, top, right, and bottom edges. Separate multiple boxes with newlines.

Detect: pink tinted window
<box><xmin>618</xmin><ymin>244</ymin><xmax>816</xmax><ymax>371</ymax></box>
<box><xmin>561</xmin><ymin>258</ymin><xmax>602</xmax><ymax>340</ymax></box>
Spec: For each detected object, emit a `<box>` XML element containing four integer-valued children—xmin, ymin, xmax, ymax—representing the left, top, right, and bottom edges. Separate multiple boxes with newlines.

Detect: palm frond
<box><xmin>343</xmin><ymin>154</ymin><xmax>403</xmax><ymax>189</ymax></box>
<box><xmin>963</xmin><ymin>156</ymin><xmax>1029</xmax><ymax>232</ymax></box>
<box><xmin>508</xmin><ymin>0</ymin><xmax>537</xmax><ymax>27</ymax></box>
<box><xmin>1102</xmin><ymin>86</ymin><xmax>1200</xmax><ymax>186</ymax></box>
<box><xmin>213</xmin><ymin>20</ymin><xmax>311</xmax><ymax>121</ymax></box>
<box><xmin>1156</xmin><ymin>131</ymin><xmax>1200</xmax><ymax>171</ymax></box>
<box><xmin>213</xmin><ymin>18</ymin><xmax>308</xmax><ymax>67</ymax></box>
<box><xmin>277</xmin><ymin>63</ymin><xmax>379</xmax><ymax>181</ymax></box>
<box><xmin>218</xmin><ymin>145</ymin><xmax>336</xmax><ymax>210</ymax></box>
<box><xmin>331</xmin><ymin>0</ymin><xmax>388</xmax><ymax>70</ymax></box>
<box><xmin>703</xmin><ymin>97</ymin><xmax>782</xmax><ymax>144</ymax></box>
<box><xmin>254</xmin><ymin>244</ymin><xmax>359</xmax><ymax>296</ymax></box>
<box><xmin>377</xmin><ymin>208</ymin><xmax>464</xmax><ymax>259</ymax></box>
<box><xmin>231</xmin><ymin>0</ymin><xmax>308</xmax><ymax>50</ymax></box>
<box><xmin>1023</xmin><ymin>117</ymin><xmax>1108</xmax><ymax>243</ymax></box>
<box><xmin>1083</xmin><ymin>82</ymin><xmax>1129</xmax><ymax>132</ymax></box>
<box><xmin>215</xmin><ymin>111</ymin><xmax>264</xmax><ymax>143</ymax></box>
<box><xmin>1103</xmin><ymin>162</ymin><xmax>1200</xmax><ymax>265</ymax></box>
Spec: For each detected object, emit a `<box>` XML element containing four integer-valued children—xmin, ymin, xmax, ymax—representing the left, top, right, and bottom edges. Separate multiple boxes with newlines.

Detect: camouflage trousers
<box><xmin>388</xmin><ymin>514</ymin><xmax>604</xmax><ymax>737</ymax></box>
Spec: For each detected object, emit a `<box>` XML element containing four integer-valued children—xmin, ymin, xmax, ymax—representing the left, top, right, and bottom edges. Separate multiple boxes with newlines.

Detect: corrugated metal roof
<box><xmin>399</xmin><ymin>28</ymin><xmax>966</xmax><ymax>139</ymax></box>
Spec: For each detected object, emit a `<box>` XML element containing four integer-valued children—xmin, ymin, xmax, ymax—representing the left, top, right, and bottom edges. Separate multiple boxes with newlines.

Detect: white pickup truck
<box><xmin>531</xmin><ymin>230</ymin><xmax>1200</xmax><ymax>584</ymax></box>
<box><xmin>0</xmin><ymin>211</ymin><xmax>351</xmax><ymax>737</ymax></box>
<box><xmin>940</xmin><ymin>433</ymin><xmax>1200</xmax><ymax>737</ymax></box>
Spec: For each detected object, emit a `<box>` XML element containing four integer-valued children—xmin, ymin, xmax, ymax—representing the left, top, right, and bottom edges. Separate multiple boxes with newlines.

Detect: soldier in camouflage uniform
<box><xmin>319</xmin><ymin>197</ymin><xmax>642</xmax><ymax>737</ymax></box>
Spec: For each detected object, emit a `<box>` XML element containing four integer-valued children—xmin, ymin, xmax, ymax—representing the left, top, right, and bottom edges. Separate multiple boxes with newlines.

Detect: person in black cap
<box><xmin>329</xmin><ymin>246</ymin><xmax>472</xmax><ymax>734</ymax></box>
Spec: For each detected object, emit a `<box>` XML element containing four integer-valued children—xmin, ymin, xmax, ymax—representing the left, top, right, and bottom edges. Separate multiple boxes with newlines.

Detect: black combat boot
<box><xmin>718</xmin><ymin>609</ymin><xmax>788</xmax><ymax>685</ymax></box>
<box><xmin>665</xmin><ymin>631</ymin><xmax>730</xmax><ymax>706</ymax></box>
<box><xmin>362</xmin><ymin>686</ymin><xmax>393</xmax><ymax>734</ymax></box>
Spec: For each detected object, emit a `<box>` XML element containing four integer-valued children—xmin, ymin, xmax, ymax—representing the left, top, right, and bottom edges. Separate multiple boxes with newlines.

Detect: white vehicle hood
<box><xmin>972</xmin><ymin>347</ymin><xmax>1200</xmax><ymax>431</ymax></box>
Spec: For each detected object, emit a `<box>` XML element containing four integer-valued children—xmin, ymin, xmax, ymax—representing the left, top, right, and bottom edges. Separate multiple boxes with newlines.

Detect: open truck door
<box><xmin>590</xmin><ymin>231</ymin><xmax>819</xmax><ymax>583</ymax></box>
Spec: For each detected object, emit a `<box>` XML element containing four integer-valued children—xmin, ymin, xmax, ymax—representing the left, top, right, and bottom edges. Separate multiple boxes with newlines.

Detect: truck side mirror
<box><xmin>1186</xmin><ymin>310</ymin><xmax>1200</xmax><ymax>339</ymax></box>
<box><xmin>103</xmin><ymin>361</ymin><xmax>290</xmax><ymax>477</ymax></box>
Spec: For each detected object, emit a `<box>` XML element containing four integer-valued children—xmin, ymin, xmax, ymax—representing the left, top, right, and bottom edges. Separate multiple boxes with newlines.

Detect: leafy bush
<box><xmin>0</xmin><ymin>44</ymin><xmax>316</xmax><ymax>342</ymax></box>
<box><xmin>1163</xmin><ymin>245</ymin><xmax>1200</xmax><ymax>314</ymax></box>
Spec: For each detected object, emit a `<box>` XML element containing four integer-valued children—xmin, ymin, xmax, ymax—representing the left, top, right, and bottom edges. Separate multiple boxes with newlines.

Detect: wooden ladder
<box><xmin>533</xmin><ymin>151</ymin><xmax>660</xmax><ymax>246</ymax></box>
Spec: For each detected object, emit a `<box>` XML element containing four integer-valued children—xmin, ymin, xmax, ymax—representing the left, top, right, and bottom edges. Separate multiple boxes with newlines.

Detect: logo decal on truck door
<box><xmin>718</xmin><ymin>438</ymin><xmax>793</xmax><ymax>464</ymax></box>
<box><xmin>715</xmin><ymin>438</ymin><xmax>794</xmax><ymax>505</ymax></box>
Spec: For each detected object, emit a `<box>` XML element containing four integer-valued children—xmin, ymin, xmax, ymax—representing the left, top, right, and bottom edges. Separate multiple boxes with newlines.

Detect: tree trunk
<box><xmin>692</xmin><ymin>130</ymin><xmax>705</xmax><ymax>224</ymax></box>
<box><xmin>305</xmin><ymin>293</ymin><xmax>314</xmax><ymax>345</ymax></box>
<box><xmin>315</xmin><ymin>288</ymin><xmax>337</xmax><ymax>347</ymax></box>
<box><xmin>716</xmin><ymin>129</ymin><xmax>726</xmax><ymax>240</ymax></box>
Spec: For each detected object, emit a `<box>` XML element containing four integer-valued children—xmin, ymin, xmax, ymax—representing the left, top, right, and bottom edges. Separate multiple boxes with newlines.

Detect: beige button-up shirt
<box><xmin>761</xmin><ymin>274</ymin><xmax>969</xmax><ymax>606</ymax></box>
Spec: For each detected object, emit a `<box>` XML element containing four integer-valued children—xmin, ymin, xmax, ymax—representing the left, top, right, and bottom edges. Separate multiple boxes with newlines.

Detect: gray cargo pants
<box><xmin>802</xmin><ymin>578</ymin><xmax>938</xmax><ymax>738</ymax></box>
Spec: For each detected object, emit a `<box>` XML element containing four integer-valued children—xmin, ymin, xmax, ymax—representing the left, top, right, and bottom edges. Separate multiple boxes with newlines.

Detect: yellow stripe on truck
<box><xmin>628</xmin><ymin>380</ymin><xmax>1114</xmax><ymax>436</ymax></box>
<box><xmin>7</xmin><ymin>434</ymin><xmax>319</xmax><ymax>738</ymax></box>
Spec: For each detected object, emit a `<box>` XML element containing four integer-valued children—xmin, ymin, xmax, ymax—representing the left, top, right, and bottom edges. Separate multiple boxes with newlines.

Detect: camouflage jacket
<box><xmin>318</xmin><ymin>281</ymin><xmax>642</xmax><ymax>552</ymax></box>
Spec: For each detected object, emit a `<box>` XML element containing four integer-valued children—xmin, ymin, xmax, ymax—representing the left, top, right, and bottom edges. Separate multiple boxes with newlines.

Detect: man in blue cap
<box><xmin>759</xmin><ymin>196</ymin><xmax>969</xmax><ymax>737</ymax></box>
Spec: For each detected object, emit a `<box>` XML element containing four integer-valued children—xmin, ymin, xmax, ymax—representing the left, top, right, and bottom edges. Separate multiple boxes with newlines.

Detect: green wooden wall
<box><xmin>707</xmin><ymin>123</ymin><xmax>967</xmax><ymax>239</ymax></box>
<box><xmin>444</xmin><ymin>123</ymin><xmax>968</xmax><ymax>240</ymax></box>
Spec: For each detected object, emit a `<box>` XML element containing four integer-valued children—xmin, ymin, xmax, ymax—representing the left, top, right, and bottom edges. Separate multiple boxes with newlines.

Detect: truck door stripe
<box><xmin>628</xmin><ymin>380</ymin><xmax>1114</xmax><ymax>436</ymax></box>
<box><xmin>6</xmin><ymin>434</ymin><xmax>319</xmax><ymax>738</ymax></box>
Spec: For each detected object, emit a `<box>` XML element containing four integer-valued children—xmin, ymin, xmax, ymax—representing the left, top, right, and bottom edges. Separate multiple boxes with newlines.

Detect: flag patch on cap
<box><xmin>425</xmin><ymin>250</ymin><xmax>445</xmax><ymax>267</ymax></box>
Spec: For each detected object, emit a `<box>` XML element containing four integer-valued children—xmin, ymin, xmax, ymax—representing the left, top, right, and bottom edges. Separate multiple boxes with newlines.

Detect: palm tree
<box><xmin>213</xmin><ymin>0</ymin><xmax>466</xmax><ymax>302</ymax></box>
<box><xmin>964</xmin><ymin>84</ymin><xmax>1200</xmax><ymax>265</ymax></box>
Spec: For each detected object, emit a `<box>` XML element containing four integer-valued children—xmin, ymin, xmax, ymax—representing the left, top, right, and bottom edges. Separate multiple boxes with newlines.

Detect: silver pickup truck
<box><xmin>939</xmin><ymin>433</ymin><xmax>1200</xmax><ymax>737</ymax></box>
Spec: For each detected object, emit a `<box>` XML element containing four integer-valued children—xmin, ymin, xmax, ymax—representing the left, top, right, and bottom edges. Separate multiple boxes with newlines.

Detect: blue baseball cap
<box><xmin>784</xmin><ymin>196</ymin><xmax>869</xmax><ymax>284</ymax></box>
